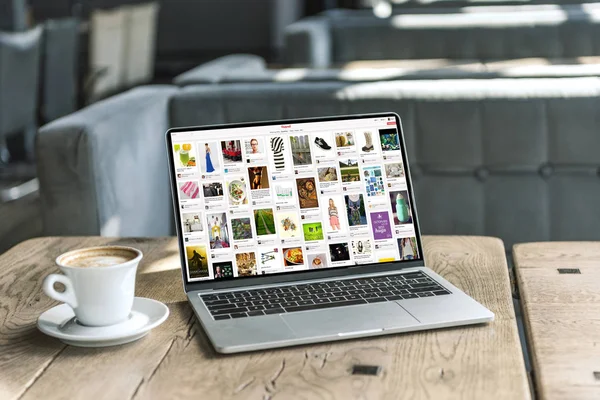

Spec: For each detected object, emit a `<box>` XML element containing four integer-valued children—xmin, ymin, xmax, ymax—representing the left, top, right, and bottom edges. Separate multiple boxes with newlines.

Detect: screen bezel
<box><xmin>166</xmin><ymin>112</ymin><xmax>425</xmax><ymax>293</ymax></box>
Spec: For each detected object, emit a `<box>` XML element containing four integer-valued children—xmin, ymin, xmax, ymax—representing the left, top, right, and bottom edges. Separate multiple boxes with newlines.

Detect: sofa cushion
<box><xmin>173</xmin><ymin>54</ymin><xmax>267</xmax><ymax>85</ymax></box>
<box><xmin>284</xmin><ymin>3</ymin><xmax>600</xmax><ymax>66</ymax></box>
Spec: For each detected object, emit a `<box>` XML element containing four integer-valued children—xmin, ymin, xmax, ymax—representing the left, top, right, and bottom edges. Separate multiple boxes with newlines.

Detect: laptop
<box><xmin>166</xmin><ymin>112</ymin><xmax>493</xmax><ymax>354</ymax></box>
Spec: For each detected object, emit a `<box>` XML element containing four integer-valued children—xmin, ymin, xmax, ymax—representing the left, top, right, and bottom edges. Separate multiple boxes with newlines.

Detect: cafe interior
<box><xmin>1</xmin><ymin>0</ymin><xmax>600</xmax><ymax>397</ymax></box>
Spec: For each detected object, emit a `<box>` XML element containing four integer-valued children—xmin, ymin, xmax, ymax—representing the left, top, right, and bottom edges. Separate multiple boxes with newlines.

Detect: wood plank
<box><xmin>134</xmin><ymin>236</ymin><xmax>528</xmax><ymax>400</ymax></box>
<box><xmin>513</xmin><ymin>242</ymin><xmax>600</xmax><ymax>400</ymax></box>
<box><xmin>0</xmin><ymin>237</ymin><xmax>186</xmax><ymax>400</ymax></box>
<box><xmin>0</xmin><ymin>236</ymin><xmax>529</xmax><ymax>400</ymax></box>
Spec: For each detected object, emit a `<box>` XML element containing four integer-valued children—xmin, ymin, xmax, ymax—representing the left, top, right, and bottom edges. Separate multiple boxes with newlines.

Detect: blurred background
<box><xmin>2</xmin><ymin>0</ymin><xmax>600</xmax><ymax>256</ymax></box>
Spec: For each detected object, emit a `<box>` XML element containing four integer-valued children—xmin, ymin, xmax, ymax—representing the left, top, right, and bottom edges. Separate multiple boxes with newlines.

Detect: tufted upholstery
<box><xmin>169</xmin><ymin>79</ymin><xmax>600</xmax><ymax>247</ymax></box>
<box><xmin>37</xmin><ymin>78</ymin><xmax>600</xmax><ymax>247</ymax></box>
<box><xmin>284</xmin><ymin>3</ymin><xmax>600</xmax><ymax>67</ymax></box>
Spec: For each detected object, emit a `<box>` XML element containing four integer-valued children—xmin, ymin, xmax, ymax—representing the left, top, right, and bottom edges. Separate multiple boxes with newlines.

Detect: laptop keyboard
<box><xmin>201</xmin><ymin>271</ymin><xmax>451</xmax><ymax>320</ymax></box>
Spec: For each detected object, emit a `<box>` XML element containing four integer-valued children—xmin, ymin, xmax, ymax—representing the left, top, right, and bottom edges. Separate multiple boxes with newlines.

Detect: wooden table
<box><xmin>513</xmin><ymin>242</ymin><xmax>600</xmax><ymax>400</ymax></box>
<box><xmin>1</xmin><ymin>236</ymin><xmax>529</xmax><ymax>400</ymax></box>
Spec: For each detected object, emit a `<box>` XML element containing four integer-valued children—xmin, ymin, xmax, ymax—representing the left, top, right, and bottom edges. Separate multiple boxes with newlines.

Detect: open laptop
<box><xmin>166</xmin><ymin>112</ymin><xmax>493</xmax><ymax>354</ymax></box>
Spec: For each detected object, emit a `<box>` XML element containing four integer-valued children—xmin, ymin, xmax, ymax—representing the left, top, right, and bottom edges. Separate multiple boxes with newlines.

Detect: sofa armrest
<box><xmin>173</xmin><ymin>54</ymin><xmax>267</xmax><ymax>86</ymax></box>
<box><xmin>36</xmin><ymin>85</ymin><xmax>178</xmax><ymax>237</ymax></box>
<box><xmin>283</xmin><ymin>16</ymin><xmax>331</xmax><ymax>68</ymax></box>
<box><xmin>0</xmin><ymin>26</ymin><xmax>43</xmax><ymax>151</ymax></box>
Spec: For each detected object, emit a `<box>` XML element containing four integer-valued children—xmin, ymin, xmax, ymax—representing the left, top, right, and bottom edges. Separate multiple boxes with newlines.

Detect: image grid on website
<box><xmin>171</xmin><ymin>117</ymin><xmax>420</xmax><ymax>282</ymax></box>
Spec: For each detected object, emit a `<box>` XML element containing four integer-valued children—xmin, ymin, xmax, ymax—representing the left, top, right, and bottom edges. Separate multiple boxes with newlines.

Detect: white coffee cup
<box><xmin>43</xmin><ymin>246</ymin><xmax>143</xmax><ymax>327</ymax></box>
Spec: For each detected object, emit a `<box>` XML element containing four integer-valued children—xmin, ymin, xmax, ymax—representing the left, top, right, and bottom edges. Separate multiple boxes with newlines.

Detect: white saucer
<box><xmin>37</xmin><ymin>297</ymin><xmax>169</xmax><ymax>347</ymax></box>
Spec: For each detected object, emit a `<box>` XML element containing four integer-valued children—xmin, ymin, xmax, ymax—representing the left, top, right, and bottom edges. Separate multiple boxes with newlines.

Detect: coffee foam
<box><xmin>60</xmin><ymin>247</ymin><xmax>138</xmax><ymax>268</ymax></box>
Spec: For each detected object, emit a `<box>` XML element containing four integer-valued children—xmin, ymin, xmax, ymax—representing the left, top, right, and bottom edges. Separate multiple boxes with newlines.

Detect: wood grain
<box><xmin>0</xmin><ymin>236</ymin><xmax>529</xmax><ymax>400</ymax></box>
<box><xmin>513</xmin><ymin>242</ymin><xmax>600</xmax><ymax>400</ymax></box>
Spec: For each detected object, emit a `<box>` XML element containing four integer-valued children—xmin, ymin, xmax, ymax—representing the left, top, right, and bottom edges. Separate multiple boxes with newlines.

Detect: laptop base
<box><xmin>188</xmin><ymin>267</ymin><xmax>493</xmax><ymax>354</ymax></box>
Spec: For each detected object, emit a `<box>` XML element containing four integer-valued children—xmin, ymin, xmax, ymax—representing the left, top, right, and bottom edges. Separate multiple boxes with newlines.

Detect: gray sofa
<box><xmin>153</xmin><ymin>0</ymin><xmax>301</xmax><ymax>71</ymax></box>
<box><xmin>359</xmin><ymin>0</ymin><xmax>600</xmax><ymax>9</ymax></box>
<box><xmin>40</xmin><ymin>18</ymin><xmax>80</xmax><ymax>123</ymax></box>
<box><xmin>37</xmin><ymin>85</ymin><xmax>177</xmax><ymax>237</ymax></box>
<box><xmin>0</xmin><ymin>26</ymin><xmax>43</xmax><ymax>162</ymax></box>
<box><xmin>173</xmin><ymin>54</ymin><xmax>600</xmax><ymax>86</ymax></box>
<box><xmin>38</xmin><ymin>77</ymin><xmax>600</xmax><ymax>247</ymax></box>
<box><xmin>284</xmin><ymin>3</ymin><xmax>600</xmax><ymax>67</ymax></box>
<box><xmin>0</xmin><ymin>0</ymin><xmax>27</xmax><ymax>31</ymax></box>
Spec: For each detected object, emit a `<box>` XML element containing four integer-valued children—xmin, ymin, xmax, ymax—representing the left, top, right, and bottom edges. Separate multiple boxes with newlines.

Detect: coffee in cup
<box><xmin>59</xmin><ymin>247</ymin><xmax>138</xmax><ymax>268</ymax></box>
<box><xmin>43</xmin><ymin>246</ymin><xmax>143</xmax><ymax>327</ymax></box>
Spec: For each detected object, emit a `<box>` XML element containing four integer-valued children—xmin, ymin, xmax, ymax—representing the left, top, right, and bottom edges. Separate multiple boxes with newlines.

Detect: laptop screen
<box><xmin>168</xmin><ymin>114</ymin><xmax>422</xmax><ymax>283</ymax></box>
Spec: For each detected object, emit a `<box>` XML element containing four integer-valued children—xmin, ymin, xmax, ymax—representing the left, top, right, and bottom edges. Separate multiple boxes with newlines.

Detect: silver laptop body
<box><xmin>167</xmin><ymin>113</ymin><xmax>493</xmax><ymax>354</ymax></box>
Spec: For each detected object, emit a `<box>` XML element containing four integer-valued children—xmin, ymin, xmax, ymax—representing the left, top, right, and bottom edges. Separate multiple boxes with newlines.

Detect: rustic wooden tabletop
<box><xmin>513</xmin><ymin>242</ymin><xmax>600</xmax><ymax>400</ymax></box>
<box><xmin>1</xmin><ymin>236</ymin><xmax>529</xmax><ymax>400</ymax></box>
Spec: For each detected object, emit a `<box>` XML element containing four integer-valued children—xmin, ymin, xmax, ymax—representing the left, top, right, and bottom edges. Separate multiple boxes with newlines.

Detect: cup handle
<box><xmin>43</xmin><ymin>274</ymin><xmax>78</xmax><ymax>309</ymax></box>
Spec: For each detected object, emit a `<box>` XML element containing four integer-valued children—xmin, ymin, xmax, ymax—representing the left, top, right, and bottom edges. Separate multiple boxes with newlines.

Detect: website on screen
<box><xmin>171</xmin><ymin>117</ymin><xmax>421</xmax><ymax>282</ymax></box>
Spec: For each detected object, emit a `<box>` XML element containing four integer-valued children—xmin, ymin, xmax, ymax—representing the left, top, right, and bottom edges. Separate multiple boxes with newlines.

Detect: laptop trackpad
<box><xmin>281</xmin><ymin>302</ymin><xmax>419</xmax><ymax>337</ymax></box>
